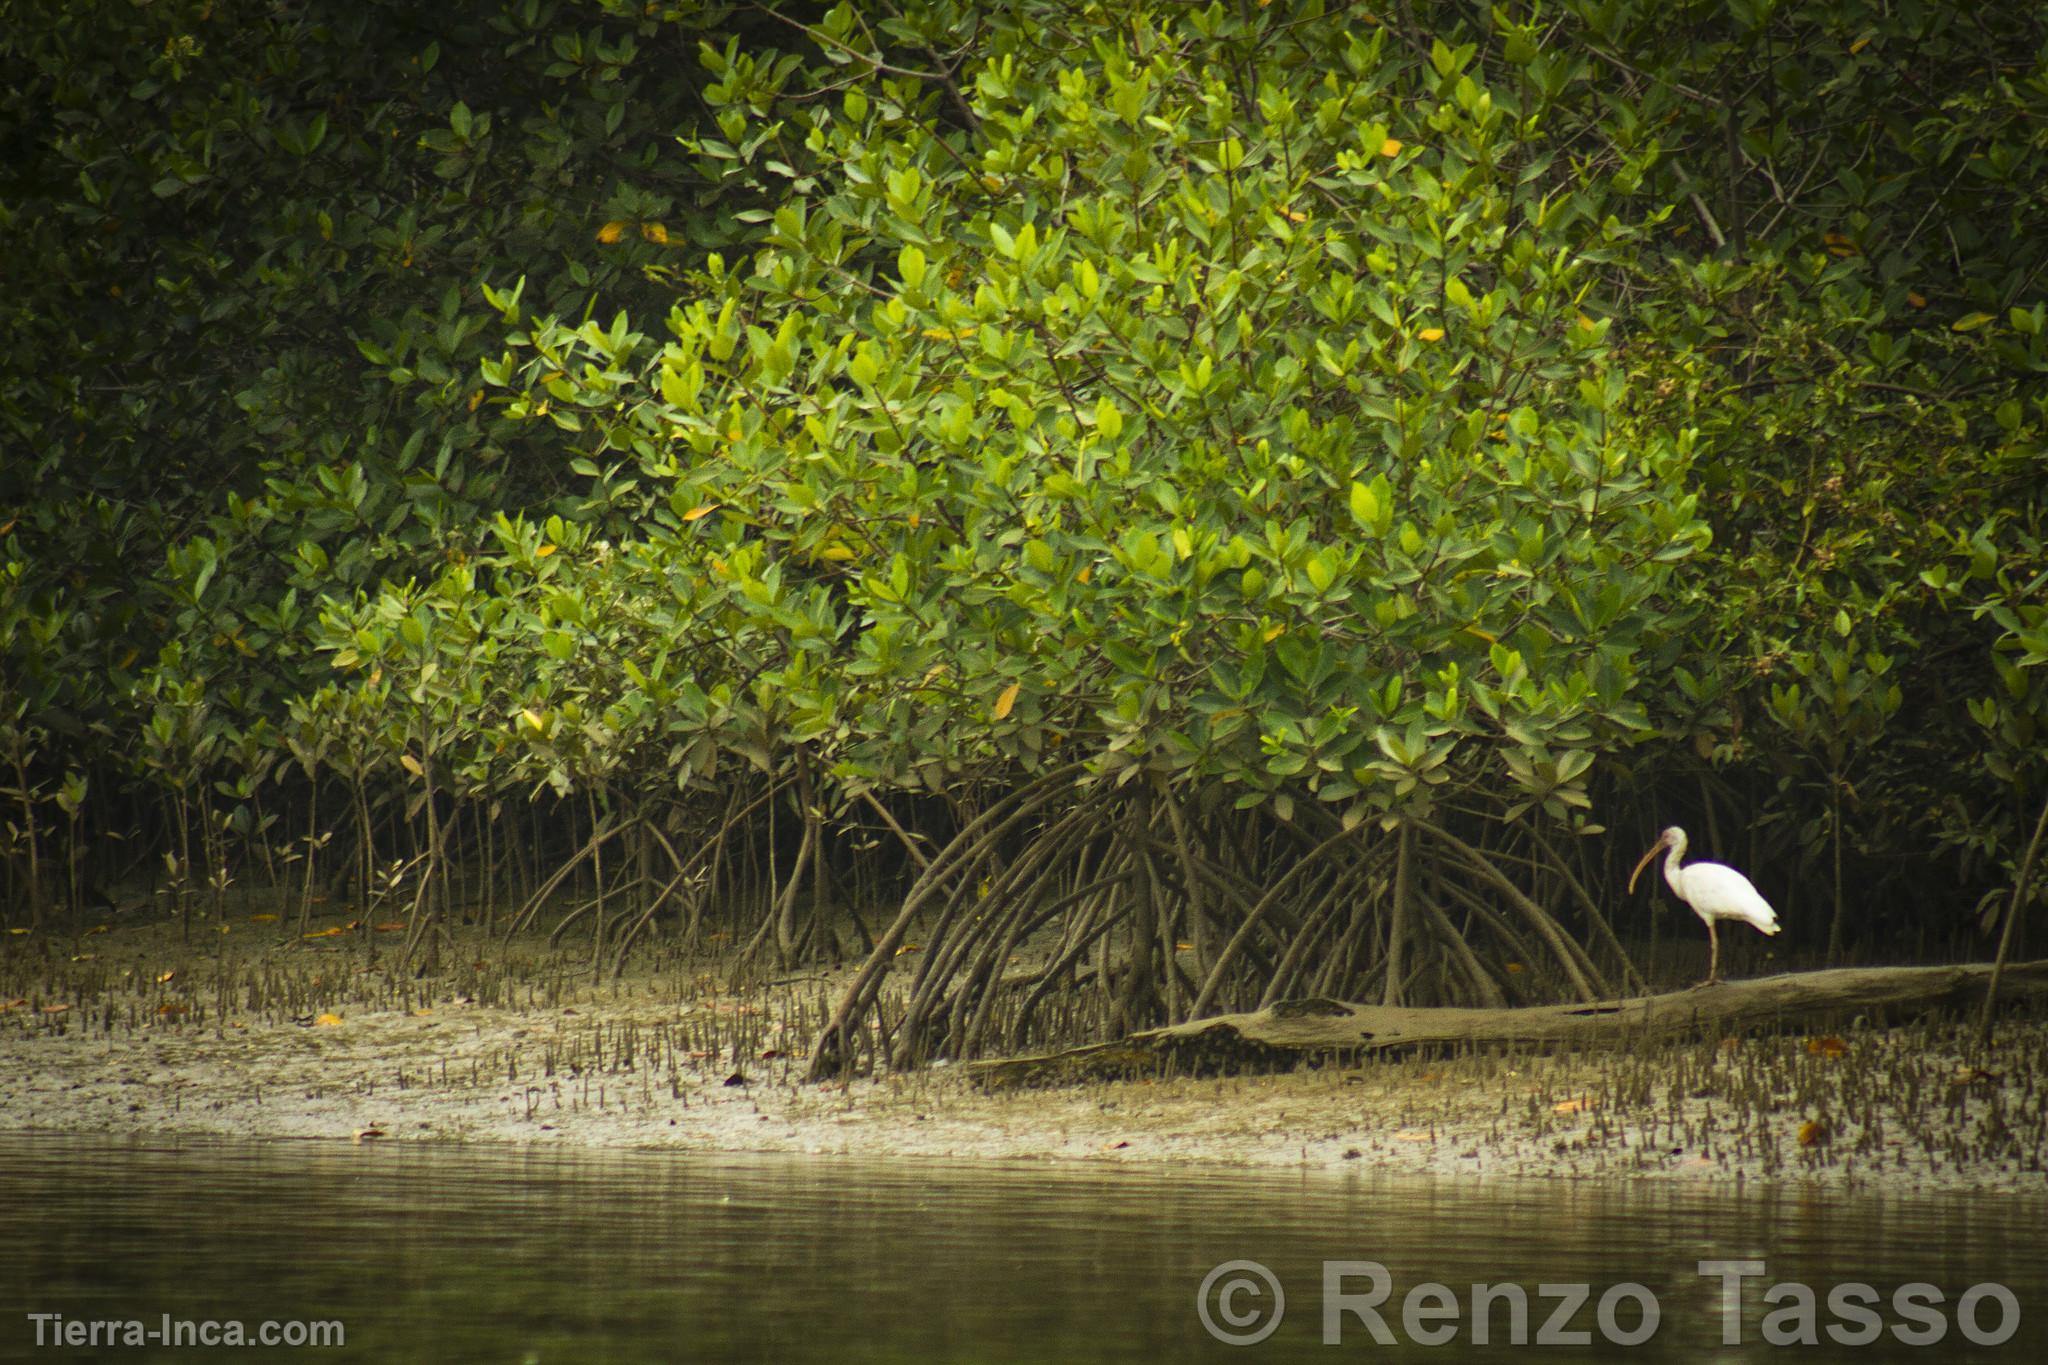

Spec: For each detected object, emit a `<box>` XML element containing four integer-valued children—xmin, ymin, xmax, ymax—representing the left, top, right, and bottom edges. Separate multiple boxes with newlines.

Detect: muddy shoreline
<box><xmin>4</xmin><ymin>916</ymin><xmax>2045</xmax><ymax>1190</ymax></box>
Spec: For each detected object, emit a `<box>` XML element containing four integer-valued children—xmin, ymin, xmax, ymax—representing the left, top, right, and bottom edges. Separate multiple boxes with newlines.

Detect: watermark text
<box><xmin>1194</xmin><ymin>1260</ymin><xmax>2021</xmax><ymax>1347</ymax></box>
<box><xmin>28</xmin><ymin>1313</ymin><xmax>345</xmax><ymax>1351</ymax></box>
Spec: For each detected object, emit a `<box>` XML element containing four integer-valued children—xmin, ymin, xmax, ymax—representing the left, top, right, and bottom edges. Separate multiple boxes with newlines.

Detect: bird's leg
<box><xmin>1706</xmin><ymin>919</ymin><xmax>1720</xmax><ymax>985</ymax></box>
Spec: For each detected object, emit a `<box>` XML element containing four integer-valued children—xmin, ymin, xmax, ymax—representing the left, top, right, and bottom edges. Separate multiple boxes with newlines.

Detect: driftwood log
<box><xmin>967</xmin><ymin>960</ymin><xmax>2048</xmax><ymax>1089</ymax></box>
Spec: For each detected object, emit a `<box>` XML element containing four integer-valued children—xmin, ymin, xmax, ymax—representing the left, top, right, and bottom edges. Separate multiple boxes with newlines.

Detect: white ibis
<box><xmin>1628</xmin><ymin>826</ymin><xmax>1780</xmax><ymax>984</ymax></box>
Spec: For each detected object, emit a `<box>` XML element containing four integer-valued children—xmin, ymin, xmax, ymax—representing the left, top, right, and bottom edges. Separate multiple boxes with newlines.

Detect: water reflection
<box><xmin>1</xmin><ymin>1136</ymin><xmax>2040</xmax><ymax>1362</ymax></box>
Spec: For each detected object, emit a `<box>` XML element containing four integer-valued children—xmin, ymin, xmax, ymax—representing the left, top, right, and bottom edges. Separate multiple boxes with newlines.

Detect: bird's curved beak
<box><xmin>1626</xmin><ymin>838</ymin><xmax>1664</xmax><ymax>895</ymax></box>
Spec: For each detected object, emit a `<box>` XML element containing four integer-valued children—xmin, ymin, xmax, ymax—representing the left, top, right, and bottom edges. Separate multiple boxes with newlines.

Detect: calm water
<box><xmin>1</xmin><ymin>1135</ymin><xmax>2042</xmax><ymax>1363</ymax></box>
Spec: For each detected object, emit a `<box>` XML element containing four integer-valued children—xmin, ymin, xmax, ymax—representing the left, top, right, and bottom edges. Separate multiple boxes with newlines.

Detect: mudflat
<box><xmin>4</xmin><ymin>916</ymin><xmax>2043</xmax><ymax>1191</ymax></box>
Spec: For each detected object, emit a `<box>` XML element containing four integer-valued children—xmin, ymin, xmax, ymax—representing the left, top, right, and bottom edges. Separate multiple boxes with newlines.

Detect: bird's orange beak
<box><xmin>1626</xmin><ymin>838</ymin><xmax>1664</xmax><ymax>895</ymax></box>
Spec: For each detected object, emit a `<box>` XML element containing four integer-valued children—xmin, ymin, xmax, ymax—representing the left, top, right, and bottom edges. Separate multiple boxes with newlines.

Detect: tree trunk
<box><xmin>968</xmin><ymin>961</ymin><xmax>2048</xmax><ymax>1088</ymax></box>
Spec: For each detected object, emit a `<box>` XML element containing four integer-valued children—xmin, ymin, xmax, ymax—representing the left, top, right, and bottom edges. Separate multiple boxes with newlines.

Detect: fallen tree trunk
<box><xmin>967</xmin><ymin>960</ymin><xmax>2048</xmax><ymax>1089</ymax></box>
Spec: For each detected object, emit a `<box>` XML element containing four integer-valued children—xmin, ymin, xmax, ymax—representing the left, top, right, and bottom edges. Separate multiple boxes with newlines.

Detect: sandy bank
<box><xmin>3</xmin><ymin>916</ymin><xmax>2044</xmax><ymax>1191</ymax></box>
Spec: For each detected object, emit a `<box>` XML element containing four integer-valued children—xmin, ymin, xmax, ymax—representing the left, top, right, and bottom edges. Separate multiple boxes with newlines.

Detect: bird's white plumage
<box><xmin>1664</xmin><ymin>858</ymin><xmax>1779</xmax><ymax>934</ymax></box>
<box><xmin>1628</xmin><ymin>825</ymin><xmax>1781</xmax><ymax>983</ymax></box>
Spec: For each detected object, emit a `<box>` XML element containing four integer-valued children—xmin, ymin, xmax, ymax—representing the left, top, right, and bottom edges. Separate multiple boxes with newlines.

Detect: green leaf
<box><xmin>1096</xmin><ymin>397</ymin><xmax>1124</xmax><ymax>441</ymax></box>
<box><xmin>898</xmin><ymin>245</ymin><xmax>926</xmax><ymax>290</ymax></box>
<box><xmin>1349</xmin><ymin>480</ymin><xmax>1380</xmax><ymax>531</ymax></box>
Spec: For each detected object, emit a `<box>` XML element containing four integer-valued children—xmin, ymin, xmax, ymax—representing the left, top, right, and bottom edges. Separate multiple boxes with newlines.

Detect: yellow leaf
<box><xmin>535</xmin><ymin>543</ymin><xmax>556</xmax><ymax>557</ymax></box>
<box><xmin>1262</xmin><ymin>623</ymin><xmax>1284</xmax><ymax>642</ymax></box>
<box><xmin>1380</xmin><ymin>138</ymin><xmax>1404</xmax><ymax>157</ymax></box>
<box><xmin>994</xmin><ymin>682</ymin><xmax>1021</xmax><ymax>719</ymax></box>
<box><xmin>1417</xmin><ymin>327</ymin><xmax>1444</xmax><ymax>342</ymax></box>
<box><xmin>921</xmin><ymin>325</ymin><xmax>976</xmax><ymax>340</ymax></box>
<box><xmin>1076</xmin><ymin>565</ymin><xmax>1091</xmax><ymax>584</ymax></box>
<box><xmin>1281</xmin><ymin>207</ymin><xmax>1307</xmax><ymax>223</ymax></box>
<box><xmin>400</xmin><ymin>753</ymin><xmax>423</xmax><ymax>776</ymax></box>
<box><xmin>1849</xmin><ymin>35</ymin><xmax>1870</xmax><ymax>53</ymax></box>
<box><xmin>467</xmin><ymin>389</ymin><xmax>483</xmax><ymax>412</ymax></box>
<box><xmin>249</xmin><ymin>913</ymin><xmax>277</xmax><ymax>923</ymax></box>
<box><xmin>1823</xmin><ymin>230</ymin><xmax>1861</xmax><ymax>257</ymax></box>
<box><xmin>639</xmin><ymin>222</ymin><xmax>670</xmax><ymax>244</ymax></box>
<box><xmin>1906</xmin><ymin>291</ymin><xmax>1927</xmax><ymax>309</ymax></box>
<box><xmin>1797</xmin><ymin>1119</ymin><xmax>1830</xmax><ymax>1147</ymax></box>
<box><xmin>682</xmin><ymin>503</ymin><xmax>719</xmax><ymax>521</ymax></box>
<box><xmin>894</xmin><ymin>942</ymin><xmax>922</xmax><ymax>956</ymax></box>
<box><xmin>1952</xmin><ymin>311</ymin><xmax>1995</xmax><ymax>332</ymax></box>
<box><xmin>520</xmin><ymin>708</ymin><xmax>546</xmax><ymax>732</ymax></box>
<box><xmin>1553</xmin><ymin>1095</ymin><xmax>1598</xmax><ymax>1115</ymax></box>
<box><xmin>1577</xmin><ymin>313</ymin><xmax>1597</xmax><ymax>330</ymax></box>
<box><xmin>596</xmin><ymin>220</ymin><xmax>627</xmax><ymax>244</ymax></box>
<box><xmin>1504</xmin><ymin>962</ymin><xmax>1524</xmax><ymax>973</ymax></box>
<box><xmin>157</xmin><ymin>970</ymin><xmax>176</xmax><ymax>984</ymax></box>
<box><xmin>315</xmin><ymin>1012</ymin><xmax>344</xmax><ymax>1026</ymax></box>
<box><xmin>1805</xmin><ymin>1035</ymin><xmax>1847</xmax><ymax>1058</ymax></box>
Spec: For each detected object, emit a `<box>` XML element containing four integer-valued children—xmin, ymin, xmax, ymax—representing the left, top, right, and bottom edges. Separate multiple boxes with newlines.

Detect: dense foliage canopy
<box><xmin>4</xmin><ymin>0</ymin><xmax>2044</xmax><ymax>1066</ymax></box>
